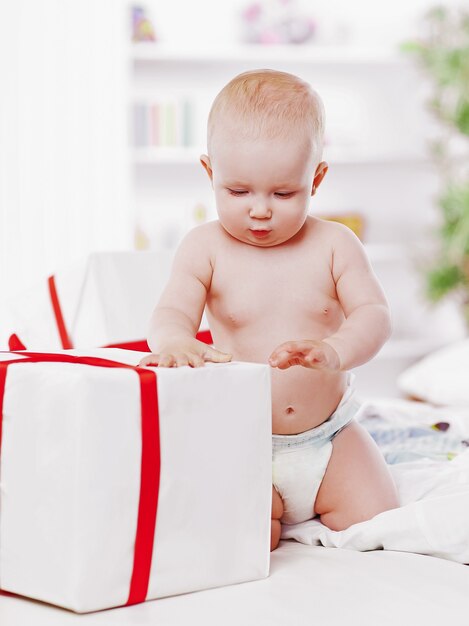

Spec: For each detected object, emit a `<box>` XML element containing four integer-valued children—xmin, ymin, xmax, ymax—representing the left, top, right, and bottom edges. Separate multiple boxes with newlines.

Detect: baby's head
<box><xmin>206</xmin><ymin>69</ymin><xmax>325</xmax><ymax>164</ymax></box>
<box><xmin>200</xmin><ymin>69</ymin><xmax>328</xmax><ymax>247</ymax></box>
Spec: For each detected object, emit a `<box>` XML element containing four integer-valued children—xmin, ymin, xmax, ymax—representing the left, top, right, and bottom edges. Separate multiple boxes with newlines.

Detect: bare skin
<box><xmin>141</xmin><ymin>129</ymin><xmax>399</xmax><ymax>551</ymax></box>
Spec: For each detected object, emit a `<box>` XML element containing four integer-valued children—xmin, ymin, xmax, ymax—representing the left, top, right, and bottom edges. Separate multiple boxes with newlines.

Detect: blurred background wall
<box><xmin>0</xmin><ymin>0</ymin><xmax>132</xmax><ymax>301</ymax></box>
<box><xmin>1</xmin><ymin>0</ymin><xmax>462</xmax><ymax>298</ymax></box>
<box><xmin>0</xmin><ymin>0</ymin><xmax>467</xmax><ymax>394</ymax></box>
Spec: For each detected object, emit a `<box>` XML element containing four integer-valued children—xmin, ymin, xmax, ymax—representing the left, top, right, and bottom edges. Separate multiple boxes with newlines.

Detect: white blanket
<box><xmin>282</xmin><ymin>399</ymin><xmax>469</xmax><ymax>564</ymax></box>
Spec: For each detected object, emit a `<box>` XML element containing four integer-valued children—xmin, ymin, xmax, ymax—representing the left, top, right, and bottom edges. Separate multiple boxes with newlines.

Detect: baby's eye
<box><xmin>228</xmin><ymin>189</ymin><xmax>248</xmax><ymax>196</ymax></box>
<box><xmin>275</xmin><ymin>192</ymin><xmax>295</xmax><ymax>198</ymax></box>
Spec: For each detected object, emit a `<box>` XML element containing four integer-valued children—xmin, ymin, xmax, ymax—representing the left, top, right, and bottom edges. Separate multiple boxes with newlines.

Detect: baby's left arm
<box><xmin>270</xmin><ymin>224</ymin><xmax>391</xmax><ymax>372</ymax></box>
<box><xmin>321</xmin><ymin>224</ymin><xmax>391</xmax><ymax>370</ymax></box>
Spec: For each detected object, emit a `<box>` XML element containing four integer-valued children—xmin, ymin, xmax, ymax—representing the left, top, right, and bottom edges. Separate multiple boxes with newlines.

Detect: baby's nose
<box><xmin>249</xmin><ymin>199</ymin><xmax>271</xmax><ymax>218</ymax></box>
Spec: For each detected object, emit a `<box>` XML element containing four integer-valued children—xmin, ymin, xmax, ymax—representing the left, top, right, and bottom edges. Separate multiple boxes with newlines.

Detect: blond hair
<box><xmin>207</xmin><ymin>69</ymin><xmax>325</xmax><ymax>160</ymax></box>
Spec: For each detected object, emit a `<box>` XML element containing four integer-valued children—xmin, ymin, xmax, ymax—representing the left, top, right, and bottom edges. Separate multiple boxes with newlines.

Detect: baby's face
<box><xmin>203</xmin><ymin>129</ymin><xmax>317</xmax><ymax>247</ymax></box>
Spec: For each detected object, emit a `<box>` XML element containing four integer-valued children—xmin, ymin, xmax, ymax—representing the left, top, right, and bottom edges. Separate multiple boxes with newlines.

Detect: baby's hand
<box><xmin>139</xmin><ymin>339</ymin><xmax>232</xmax><ymax>368</ymax></box>
<box><xmin>268</xmin><ymin>340</ymin><xmax>340</xmax><ymax>371</ymax></box>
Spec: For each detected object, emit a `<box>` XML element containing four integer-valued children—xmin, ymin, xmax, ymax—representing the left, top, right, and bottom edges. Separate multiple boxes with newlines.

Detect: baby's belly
<box><xmin>207</xmin><ymin>305</ymin><xmax>349</xmax><ymax>433</ymax></box>
<box><xmin>269</xmin><ymin>366</ymin><xmax>347</xmax><ymax>434</ymax></box>
<box><xmin>210</xmin><ymin>328</ymin><xmax>347</xmax><ymax>434</ymax></box>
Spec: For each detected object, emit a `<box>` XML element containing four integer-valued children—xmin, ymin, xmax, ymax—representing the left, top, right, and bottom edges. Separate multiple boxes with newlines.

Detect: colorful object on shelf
<box><xmin>134</xmin><ymin>225</ymin><xmax>150</xmax><ymax>251</ymax></box>
<box><xmin>133</xmin><ymin>100</ymin><xmax>194</xmax><ymax>148</ymax></box>
<box><xmin>131</xmin><ymin>5</ymin><xmax>156</xmax><ymax>42</ymax></box>
<box><xmin>432</xmin><ymin>421</ymin><xmax>450</xmax><ymax>432</ymax></box>
<box><xmin>323</xmin><ymin>213</ymin><xmax>365</xmax><ymax>240</ymax></box>
<box><xmin>193</xmin><ymin>203</ymin><xmax>208</xmax><ymax>225</ymax></box>
<box><xmin>240</xmin><ymin>0</ymin><xmax>316</xmax><ymax>45</ymax></box>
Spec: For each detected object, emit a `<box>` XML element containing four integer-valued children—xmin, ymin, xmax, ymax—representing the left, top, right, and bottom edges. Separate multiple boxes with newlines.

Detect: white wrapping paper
<box><xmin>0</xmin><ymin>349</ymin><xmax>272</xmax><ymax>612</ymax></box>
<box><xmin>0</xmin><ymin>251</ymin><xmax>186</xmax><ymax>350</ymax></box>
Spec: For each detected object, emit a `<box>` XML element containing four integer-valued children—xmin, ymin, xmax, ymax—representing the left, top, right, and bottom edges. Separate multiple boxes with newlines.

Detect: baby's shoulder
<box><xmin>180</xmin><ymin>220</ymin><xmax>222</xmax><ymax>251</ymax></box>
<box><xmin>172</xmin><ymin>222</ymin><xmax>222</xmax><ymax>283</ymax></box>
<box><xmin>308</xmin><ymin>216</ymin><xmax>362</xmax><ymax>249</ymax></box>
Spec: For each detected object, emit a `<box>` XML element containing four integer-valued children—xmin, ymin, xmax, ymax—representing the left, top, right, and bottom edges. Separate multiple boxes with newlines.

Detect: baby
<box><xmin>140</xmin><ymin>69</ymin><xmax>399</xmax><ymax>551</ymax></box>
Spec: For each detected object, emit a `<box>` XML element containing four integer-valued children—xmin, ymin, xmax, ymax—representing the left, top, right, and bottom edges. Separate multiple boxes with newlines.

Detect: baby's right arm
<box><xmin>140</xmin><ymin>226</ymin><xmax>232</xmax><ymax>368</ymax></box>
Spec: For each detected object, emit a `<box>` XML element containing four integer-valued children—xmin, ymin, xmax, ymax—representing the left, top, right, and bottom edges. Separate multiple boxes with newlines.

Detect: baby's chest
<box><xmin>208</xmin><ymin>252</ymin><xmax>339</xmax><ymax>327</ymax></box>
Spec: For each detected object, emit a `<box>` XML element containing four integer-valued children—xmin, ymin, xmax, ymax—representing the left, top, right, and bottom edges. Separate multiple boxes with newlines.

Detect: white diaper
<box><xmin>272</xmin><ymin>374</ymin><xmax>360</xmax><ymax>525</ymax></box>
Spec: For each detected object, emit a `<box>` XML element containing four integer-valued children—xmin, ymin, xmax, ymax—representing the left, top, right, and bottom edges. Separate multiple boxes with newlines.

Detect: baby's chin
<box><xmin>220</xmin><ymin>224</ymin><xmax>292</xmax><ymax>248</ymax></box>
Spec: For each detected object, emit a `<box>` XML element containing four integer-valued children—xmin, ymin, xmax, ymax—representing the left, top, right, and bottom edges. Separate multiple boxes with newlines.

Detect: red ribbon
<box><xmin>48</xmin><ymin>276</ymin><xmax>74</xmax><ymax>349</ymax></box>
<box><xmin>0</xmin><ymin>351</ymin><xmax>160</xmax><ymax>606</ymax></box>
<box><xmin>105</xmin><ymin>330</ymin><xmax>213</xmax><ymax>352</ymax></box>
<box><xmin>8</xmin><ymin>274</ymin><xmax>213</xmax><ymax>354</ymax></box>
<box><xmin>7</xmin><ymin>334</ymin><xmax>26</xmax><ymax>351</ymax></box>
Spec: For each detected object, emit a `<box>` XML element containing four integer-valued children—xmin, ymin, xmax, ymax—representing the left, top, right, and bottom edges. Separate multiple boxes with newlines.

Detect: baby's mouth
<box><xmin>249</xmin><ymin>229</ymin><xmax>271</xmax><ymax>239</ymax></box>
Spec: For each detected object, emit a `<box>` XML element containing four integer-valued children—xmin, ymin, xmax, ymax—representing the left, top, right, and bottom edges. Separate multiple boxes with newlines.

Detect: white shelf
<box><xmin>132</xmin><ymin>146</ymin><xmax>429</xmax><ymax>166</ymax></box>
<box><xmin>133</xmin><ymin>147</ymin><xmax>202</xmax><ymax>164</ymax></box>
<box><xmin>131</xmin><ymin>43</ymin><xmax>406</xmax><ymax>66</ymax></box>
<box><xmin>364</xmin><ymin>243</ymin><xmax>408</xmax><ymax>263</ymax></box>
<box><xmin>323</xmin><ymin>147</ymin><xmax>429</xmax><ymax>165</ymax></box>
<box><xmin>375</xmin><ymin>337</ymin><xmax>447</xmax><ymax>361</ymax></box>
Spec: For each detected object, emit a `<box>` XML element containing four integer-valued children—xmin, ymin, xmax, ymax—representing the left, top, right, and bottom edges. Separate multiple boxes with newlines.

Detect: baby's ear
<box><xmin>312</xmin><ymin>161</ymin><xmax>328</xmax><ymax>194</ymax></box>
<box><xmin>200</xmin><ymin>155</ymin><xmax>213</xmax><ymax>184</ymax></box>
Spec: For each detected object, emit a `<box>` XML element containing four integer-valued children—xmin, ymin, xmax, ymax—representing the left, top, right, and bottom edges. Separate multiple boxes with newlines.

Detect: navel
<box><xmin>285</xmin><ymin>406</ymin><xmax>295</xmax><ymax>415</ymax></box>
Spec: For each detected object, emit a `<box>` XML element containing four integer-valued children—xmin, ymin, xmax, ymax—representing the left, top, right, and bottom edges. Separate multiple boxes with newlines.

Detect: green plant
<box><xmin>402</xmin><ymin>6</ymin><xmax>469</xmax><ymax>322</ymax></box>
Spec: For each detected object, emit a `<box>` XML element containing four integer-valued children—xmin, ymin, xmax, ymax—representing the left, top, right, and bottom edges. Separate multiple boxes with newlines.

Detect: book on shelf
<box><xmin>132</xmin><ymin>99</ymin><xmax>194</xmax><ymax>148</ymax></box>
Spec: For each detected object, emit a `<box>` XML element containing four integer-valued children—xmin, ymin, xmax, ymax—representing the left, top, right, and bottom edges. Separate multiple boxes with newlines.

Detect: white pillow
<box><xmin>397</xmin><ymin>339</ymin><xmax>469</xmax><ymax>406</ymax></box>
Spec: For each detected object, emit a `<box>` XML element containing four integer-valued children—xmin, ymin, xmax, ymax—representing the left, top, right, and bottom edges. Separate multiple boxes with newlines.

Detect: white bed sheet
<box><xmin>0</xmin><ymin>541</ymin><xmax>468</xmax><ymax>625</ymax></box>
<box><xmin>282</xmin><ymin>449</ymin><xmax>469</xmax><ymax>563</ymax></box>
<box><xmin>2</xmin><ymin>396</ymin><xmax>469</xmax><ymax>623</ymax></box>
<box><xmin>282</xmin><ymin>397</ymin><xmax>469</xmax><ymax>564</ymax></box>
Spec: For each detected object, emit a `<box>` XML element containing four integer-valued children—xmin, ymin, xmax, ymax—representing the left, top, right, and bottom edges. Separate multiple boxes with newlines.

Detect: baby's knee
<box><xmin>272</xmin><ymin>486</ymin><xmax>284</xmax><ymax>520</ymax></box>
<box><xmin>320</xmin><ymin>496</ymin><xmax>399</xmax><ymax>532</ymax></box>
<box><xmin>271</xmin><ymin>519</ymin><xmax>281</xmax><ymax>551</ymax></box>
<box><xmin>319</xmin><ymin>511</ymin><xmax>351</xmax><ymax>532</ymax></box>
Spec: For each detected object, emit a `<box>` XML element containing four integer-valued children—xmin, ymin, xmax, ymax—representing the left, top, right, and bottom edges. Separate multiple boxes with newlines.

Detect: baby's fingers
<box><xmin>139</xmin><ymin>353</ymin><xmax>178</xmax><ymax>367</ymax></box>
<box><xmin>269</xmin><ymin>350</ymin><xmax>290</xmax><ymax>367</ymax></box>
<box><xmin>139</xmin><ymin>353</ymin><xmax>161</xmax><ymax>367</ymax></box>
<box><xmin>139</xmin><ymin>347</ymin><xmax>232</xmax><ymax>368</ymax></box>
<box><xmin>269</xmin><ymin>343</ymin><xmax>300</xmax><ymax>368</ymax></box>
<box><xmin>270</xmin><ymin>352</ymin><xmax>304</xmax><ymax>369</ymax></box>
<box><xmin>270</xmin><ymin>341</ymin><xmax>327</xmax><ymax>369</ymax></box>
<box><xmin>303</xmin><ymin>349</ymin><xmax>326</xmax><ymax>367</ymax></box>
<box><xmin>203</xmin><ymin>346</ymin><xmax>232</xmax><ymax>363</ymax></box>
<box><xmin>174</xmin><ymin>353</ymin><xmax>190</xmax><ymax>367</ymax></box>
<box><xmin>188</xmin><ymin>353</ymin><xmax>205</xmax><ymax>368</ymax></box>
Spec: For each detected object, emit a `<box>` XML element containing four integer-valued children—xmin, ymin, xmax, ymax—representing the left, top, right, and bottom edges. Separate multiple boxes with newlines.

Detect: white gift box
<box><xmin>0</xmin><ymin>349</ymin><xmax>271</xmax><ymax>612</ymax></box>
<box><xmin>0</xmin><ymin>251</ymin><xmax>211</xmax><ymax>351</ymax></box>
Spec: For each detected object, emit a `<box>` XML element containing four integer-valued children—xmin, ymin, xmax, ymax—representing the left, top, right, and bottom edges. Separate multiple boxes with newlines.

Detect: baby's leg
<box><xmin>314</xmin><ymin>421</ymin><xmax>399</xmax><ymax>531</ymax></box>
<box><xmin>271</xmin><ymin>485</ymin><xmax>284</xmax><ymax>551</ymax></box>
